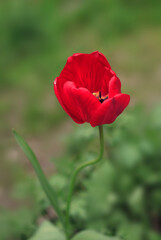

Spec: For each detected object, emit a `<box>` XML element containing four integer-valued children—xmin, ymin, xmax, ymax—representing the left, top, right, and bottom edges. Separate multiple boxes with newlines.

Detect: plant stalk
<box><xmin>65</xmin><ymin>125</ymin><xmax>104</xmax><ymax>239</ymax></box>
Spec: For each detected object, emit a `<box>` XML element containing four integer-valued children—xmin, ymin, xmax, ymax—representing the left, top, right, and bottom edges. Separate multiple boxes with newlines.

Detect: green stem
<box><xmin>65</xmin><ymin>125</ymin><xmax>104</xmax><ymax>239</ymax></box>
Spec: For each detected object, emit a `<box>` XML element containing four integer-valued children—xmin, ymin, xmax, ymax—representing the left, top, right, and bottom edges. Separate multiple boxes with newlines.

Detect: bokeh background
<box><xmin>0</xmin><ymin>0</ymin><xmax>161</xmax><ymax>240</ymax></box>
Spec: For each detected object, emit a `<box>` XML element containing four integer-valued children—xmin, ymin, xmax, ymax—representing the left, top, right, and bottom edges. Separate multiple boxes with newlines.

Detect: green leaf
<box><xmin>29</xmin><ymin>221</ymin><xmax>65</xmax><ymax>240</ymax></box>
<box><xmin>12</xmin><ymin>130</ymin><xmax>66</xmax><ymax>234</ymax></box>
<box><xmin>72</xmin><ymin>230</ymin><xmax>122</xmax><ymax>240</ymax></box>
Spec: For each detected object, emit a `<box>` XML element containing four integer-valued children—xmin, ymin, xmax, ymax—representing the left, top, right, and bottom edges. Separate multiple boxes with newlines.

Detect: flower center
<box><xmin>93</xmin><ymin>91</ymin><xmax>109</xmax><ymax>103</ymax></box>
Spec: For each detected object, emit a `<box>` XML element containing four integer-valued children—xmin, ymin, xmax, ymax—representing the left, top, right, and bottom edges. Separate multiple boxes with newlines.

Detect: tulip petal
<box><xmin>59</xmin><ymin>52</ymin><xmax>111</xmax><ymax>93</ymax></box>
<box><xmin>63</xmin><ymin>81</ymin><xmax>101</xmax><ymax>123</ymax></box>
<box><xmin>101</xmin><ymin>68</ymin><xmax>114</xmax><ymax>95</ymax></box>
<box><xmin>90</xmin><ymin>94</ymin><xmax>130</xmax><ymax>127</ymax></box>
<box><xmin>54</xmin><ymin>79</ymin><xmax>84</xmax><ymax>123</ymax></box>
<box><xmin>109</xmin><ymin>76</ymin><xmax>121</xmax><ymax>98</ymax></box>
<box><xmin>91</xmin><ymin>51</ymin><xmax>111</xmax><ymax>68</ymax></box>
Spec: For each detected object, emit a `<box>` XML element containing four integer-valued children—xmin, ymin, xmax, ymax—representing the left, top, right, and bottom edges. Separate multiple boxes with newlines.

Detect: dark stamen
<box><xmin>99</xmin><ymin>95</ymin><xmax>109</xmax><ymax>103</ymax></box>
<box><xmin>104</xmin><ymin>96</ymin><xmax>109</xmax><ymax>101</ymax></box>
<box><xmin>99</xmin><ymin>91</ymin><xmax>101</xmax><ymax>99</ymax></box>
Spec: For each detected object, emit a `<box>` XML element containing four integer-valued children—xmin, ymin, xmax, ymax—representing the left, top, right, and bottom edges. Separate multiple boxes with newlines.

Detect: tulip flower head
<box><xmin>54</xmin><ymin>51</ymin><xmax>130</xmax><ymax>127</ymax></box>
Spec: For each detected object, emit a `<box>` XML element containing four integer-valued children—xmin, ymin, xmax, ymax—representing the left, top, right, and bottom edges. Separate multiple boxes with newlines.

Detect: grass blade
<box><xmin>12</xmin><ymin>130</ymin><xmax>67</xmax><ymax>236</ymax></box>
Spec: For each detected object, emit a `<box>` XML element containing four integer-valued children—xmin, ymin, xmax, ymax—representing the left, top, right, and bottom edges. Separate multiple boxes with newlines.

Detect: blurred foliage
<box><xmin>1</xmin><ymin>0</ymin><xmax>161</xmax><ymax>240</ymax></box>
<box><xmin>2</xmin><ymin>104</ymin><xmax>161</xmax><ymax>240</ymax></box>
<box><xmin>49</xmin><ymin>104</ymin><xmax>161</xmax><ymax>240</ymax></box>
<box><xmin>28</xmin><ymin>221</ymin><xmax>66</xmax><ymax>240</ymax></box>
<box><xmin>0</xmin><ymin>208</ymin><xmax>36</xmax><ymax>240</ymax></box>
<box><xmin>28</xmin><ymin>221</ymin><xmax>121</xmax><ymax>240</ymax></box>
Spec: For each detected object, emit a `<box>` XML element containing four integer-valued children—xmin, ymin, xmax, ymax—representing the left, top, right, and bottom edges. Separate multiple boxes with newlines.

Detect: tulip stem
<box><xmin>65</xmin><ymin>125</ymin><xmax>104</xmax><ymax>239</ymax></box>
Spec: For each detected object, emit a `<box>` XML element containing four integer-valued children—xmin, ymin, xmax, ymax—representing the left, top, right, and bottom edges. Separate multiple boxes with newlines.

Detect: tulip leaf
<box><xmin>72</xmin><ymin>230</ymin><xmax>122</xmax><ymax>240</ymax></box>
<box><xmin>12</xmin><ymin>130</ymin><xmax>66</xmax><ymax>231</ymax></box>
<box><xmin>28</xmin><ymin>221</ymin><xmax>66</xmax><ymax>240</ymax></box>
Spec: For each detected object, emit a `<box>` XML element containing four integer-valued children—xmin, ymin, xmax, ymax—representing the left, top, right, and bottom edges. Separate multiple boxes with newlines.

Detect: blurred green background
<box><xmin>0</xmin><ymin>0</ymin><xmax>161</xmax><ymax>240</ymax></box>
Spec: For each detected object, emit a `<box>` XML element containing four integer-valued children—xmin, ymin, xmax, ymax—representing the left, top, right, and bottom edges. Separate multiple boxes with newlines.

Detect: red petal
<box><xmin>63</xmin><ymin>81</ymin><xmax>100</xmax><ymax>123</ymax></box>
<box><xmin>54</xmin><ymin>79</ymin><xmax>84</xmax><ymax>123</ymax></box>
<box><xmin>90</xmin><ymin>94</ymin><xmax>130</xmax><ymax>127</ymax></box>
<box><xmin>101</xmin><ymin>68</ymin><xmax>115</xmax><ymax>95</ymax></box>
<box><xmin>91</xmin><ymin>51</ymin><xmax>111</xmax><ymax>68</ymax></box>
<box><xmin>109</xmin><ymin>76</ymin><xmax>121</xmax><ymax>98</ymax></box>
<box><xmin>58</xmin><ymin>52</ymin><xmax>111</xmax><ymax>93</ymax></box>
<box><xmin>54</xmin><ymin>78</ymin><xmax>66</xmax><ymax>109</ymax></box>
<box><xmin>71</xmin><ymin>51</ymin><xmax>111</xmax><ymax>68</ymax></box>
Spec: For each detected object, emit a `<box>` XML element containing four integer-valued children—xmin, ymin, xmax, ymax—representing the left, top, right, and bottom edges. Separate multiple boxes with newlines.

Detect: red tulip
<box><xmin>54</xmin><ymin>51</ymin><xmax>130</xmax><ymax>127</ymax></box>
